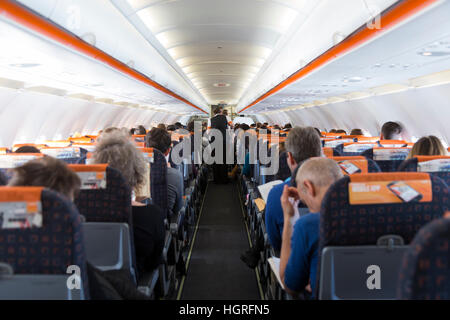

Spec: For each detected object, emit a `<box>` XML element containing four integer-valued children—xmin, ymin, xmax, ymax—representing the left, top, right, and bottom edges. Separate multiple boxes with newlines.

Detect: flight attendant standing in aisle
<box><xmin>210</xmin><ymin>107</ymin><xmax>229</xmax><ymax>184</ymax></box>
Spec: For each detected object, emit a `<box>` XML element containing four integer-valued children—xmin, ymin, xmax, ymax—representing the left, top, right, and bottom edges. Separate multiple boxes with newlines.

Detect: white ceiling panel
<box><xmin>114</xmin><ymin>0</ymin><xmax>316</xmax><ymax>105</ymax></box>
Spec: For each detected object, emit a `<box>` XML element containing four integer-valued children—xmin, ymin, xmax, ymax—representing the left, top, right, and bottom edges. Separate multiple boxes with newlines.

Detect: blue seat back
<box><xmin>0</xmin><ymin>187</ymin><xmax>89</xmax><ymax>298</ymax></box>
<box><xmin>397</xmin><ymin>218</ymin><xmax>450</xmax><ymax>300</ymax></box>
<box><xmin>399</xmin><ymin>156</ymin><xmax>450</xmax><ymax>187</ymax></box>
<box><xmin>150</xmin><ymin>148</ymin><xmax>169</xmax><ymax>218</ymax></box>
<box><xmin>318</xmin><ymin>172</ymin><xmax>449</xmax><ymax>297</ymax></box>
<box><xmin>74</xmin><ymin>167</ymin><xmax>132</xmax><ymax>225</ymax></box>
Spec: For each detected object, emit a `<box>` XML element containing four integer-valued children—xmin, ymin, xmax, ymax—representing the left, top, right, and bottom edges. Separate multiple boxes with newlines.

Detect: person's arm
<box><xmin>167</xmin><ymin>169</ymin><xmax>182</xmax><ymax>217</ymax></box>
<box><xmin>265</xmin><ymin>186</ymin><xmax>282</xmax><ymax>252</ymax></box>
<box><xmin>174</xmin><ymin>170</ymin><xmax>184</xmax><ymax>214</ymax></box>
<box><xmin>279</xmin><ymin>185</ymin><xmax>300</xmax><ymax>295</ymax></box>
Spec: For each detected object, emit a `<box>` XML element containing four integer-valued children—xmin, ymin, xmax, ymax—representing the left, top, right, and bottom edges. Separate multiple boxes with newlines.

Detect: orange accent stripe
<box><xmin>330</xmin><ymin>156</ymin><xmax>366</xmax><ymax>161</ymax></box>
<box><xmin>379</xmin><ymin>140</ymin><xmax>408</xmax><ymax>145</ymax></box>
<box><xmin>350</xmin><ymin>172</ymin><xmax>430</xmax><ymax>182</ymax></box>
<box><xmin>69</xmin><ymin>138</ymin><xmax>93</xmax><ymax>143</ymax></box>
<box><xmin>323</xmin><ymin>147</ymin><xmax>333</xmax><ymax>157</ymax></box>
<box><xmin>68</xmin><ymin>164</ymin><xmax>108</xmax><ymax>172</ymax></box>
<box><xmin>0</xmin><ymin>0</ymin><xmax>207</xmax><ymax>114</ymax></box>
<box><xmin>238</xmin><ymin>0</ymin><xmax>439</xmax><ymax>113</ymax></box>
<box><xmin>373</xmin><ymin>147</ymin><xmax>410</xmax><ymax>150</ymax></box>
<box><xmin>416</xmin><ymin>155</ymin><xmax>450</xmax><ymax>162</ymax></box>
<box><xmin>140</xmin><ymin>148</ymin><xmax>154</xmax><ymax>153</ymax></box>
<box><xmin>1</xmin><ymin>153</ymin><xmax>44</xmax><ymax>157</ymax></box>
<box><xmin>0</xmin><ymin>186</ymin><xmax>43</xmax><ymax>202</ymax></box>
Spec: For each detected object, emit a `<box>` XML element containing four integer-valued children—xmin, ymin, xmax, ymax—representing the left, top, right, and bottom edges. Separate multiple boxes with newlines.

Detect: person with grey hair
<box><xmin>279</xmin><ymin>157</ymin><xmax>343</xmax><ymax>298</ymax></box>
<box><xmin>265</xmin><ymin>127</ymin><xmax>322</xmax><ymax>253</ymax></box>
<box><xmin>93</xmin><ymin>131</ymin><xmax>165</xmax><ymax>275</ymax></box>
<box><xmin>241</xmin><ymin>127</ymin><xmax>322</xmax><ymax>269</ymax></box>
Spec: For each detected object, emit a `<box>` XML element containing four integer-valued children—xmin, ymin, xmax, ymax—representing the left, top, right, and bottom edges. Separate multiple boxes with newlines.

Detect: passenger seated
<box><xmin>335</xmin><ymin>129</ymin><xmax>347</xmax><ymax>134</ymax></box>
<box><xmin>145</xmin><ymin>128</ymin><xmax>183</xmax><ymax>219</ymax></box>
<box><xmin>314</xmin><ymin>128</ymin><xmax>322</xmax><ymax>137</ymax></box>
<box><xmin>406</xmin><ymin>135</ymin><xmax>448</xmax><ymax>159</ymax></box>
<box><xmin>350</xmin><ymin>128</ymin><xmax>363</xmax><ymax>136</ymax></box>
<box><xmin>265</xmin><ymin>127</ymin><xmax>322</xmax><ymax>254</ymax></box>
<box><xmin>92</xmin><ymin>131</ymin><xmax>165</xmax><ymax>275</ymax></box>
<box><xmin>7</xmin><ymin>156</ymin><xmax>149</xmax><ymax>299</ymax></box>
<box><xmin>103</xmin><ymin>127</ymin><xmax>120</xmax><ymax>134</ymax></box>
<box><xmin>380</xmin><ymin>121</ymin><xmax>405</xmax><ymax>140</ymax></box>
<box><xmin>136</xmin><ymin>125</ymin><xmax>147</xmax><ymax>135</ymax></box>
<box><xmin>157</xmin><ymin>123</ymin><xmax>166</xmax><ymax>130</ymax></box>
<box><xmin>14</xmin><ymin>146</ymin><xmax>41</xmax><ymax>153</ymax></box>
<box><xmin>279</xmin><ymin>157</ymin><xmax>343</xmax><ymax>298</ymax></box>
<box><xmin>121</xmin><ymin>127</ymin><xmax>132</xmax><ymax>137</ymax></box>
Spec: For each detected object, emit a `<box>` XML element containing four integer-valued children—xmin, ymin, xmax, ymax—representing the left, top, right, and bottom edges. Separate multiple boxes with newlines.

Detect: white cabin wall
<box><xmin>265</xmin><ymin>83</ymin><xmax>450</xmax><ymax>145</ymax></box>
<box><xmin>0</xmin><ymin>87</ymin><xmax>181</xmax><ymax>147</ymax></box>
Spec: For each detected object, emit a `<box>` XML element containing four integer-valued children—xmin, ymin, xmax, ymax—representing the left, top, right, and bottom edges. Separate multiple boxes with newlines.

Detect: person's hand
<box><xmin>281</xmin><ymin>184</ymin><xmax>300</xmax><ymax>218</ymax></box>
<box><xmin>305</xmin><ymin>284</ymin><xmax>312</xmax><ymax>293</ymax></box>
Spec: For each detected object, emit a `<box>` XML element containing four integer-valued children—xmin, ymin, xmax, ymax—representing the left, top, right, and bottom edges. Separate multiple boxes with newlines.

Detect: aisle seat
<box><xmin>0</xmin><ymin>187</ymin><xmax>89</xmax><ymax>299</ymax></box>
<box><xmin>318</xmin><ymin>172</ymin><xmax>449</xmax><ymax>299</ymax></box>
<box><xmin>397</xmin><ymin>218</ymin><xmax>450</xmax><ymax>300</ymax></box>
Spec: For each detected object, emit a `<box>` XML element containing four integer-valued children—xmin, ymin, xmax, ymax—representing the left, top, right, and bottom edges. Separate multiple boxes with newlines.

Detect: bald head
<box><xmin>295</xmin><ymin>157</ymin><xmax>343</xmax><ymax>212</ymax></box>
<box><xmin>296</xmin><ymin>157</ymin><xmax>343</xmax><ymax>188</ymax></box>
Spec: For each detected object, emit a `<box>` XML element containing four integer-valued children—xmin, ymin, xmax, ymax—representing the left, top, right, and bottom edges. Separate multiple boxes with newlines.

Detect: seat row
<box><xmin>240</xmin><ymin>142</ymin><xmax>449</xmax><ymax>300</ymax></box>
<box><xmin>0</xmin><ymin>136</ymin><xmax>209</xmax><ymax>299</ymax></box>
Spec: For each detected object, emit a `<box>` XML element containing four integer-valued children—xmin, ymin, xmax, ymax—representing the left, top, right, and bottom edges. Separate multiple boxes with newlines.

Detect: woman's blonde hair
<box><xmin>407</xmin><ymin>136</ymin><xmax>447</xmax><ymax>159</ymax></box>
<box><xmin>93</xmin><ymin>131</ymin><xmax>147</xmax><ymax>189</ymax></box>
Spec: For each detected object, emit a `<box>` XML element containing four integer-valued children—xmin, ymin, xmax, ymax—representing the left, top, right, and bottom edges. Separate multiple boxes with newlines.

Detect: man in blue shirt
<box><xmin>265</xmin><ymin>127</ymin><xmax>322</xmax><ymax>254</ymax></box>
<box><xmin>279</xmin><ymin>157</ymin><xmax>343</xmax><ymax>297</ymax></box>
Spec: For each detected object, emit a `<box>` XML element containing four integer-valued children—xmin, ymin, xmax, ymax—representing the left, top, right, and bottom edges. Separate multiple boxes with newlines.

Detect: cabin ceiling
<box><xmin>113</xmin><ymin>0</ymin><xmax>399</xmax><ymax>106</ymax></box>
<box><xmin>5</xmin><ymin>0</ymin><xmax>449</xmax><ymax>115</ymax></box>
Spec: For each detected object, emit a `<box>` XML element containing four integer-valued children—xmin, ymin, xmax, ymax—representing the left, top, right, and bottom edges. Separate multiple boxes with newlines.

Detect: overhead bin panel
<box><xmin>13</xmin><ymin>0</ymin><xmax>208</xmax><ymax>113</ymax></box>
<box><xmin>114</xmin><ymin>0</ymin><xmax>318</xmax><ymax>105</ymax></box>
<box><xmin>254</xmin><ymin>1</ymin><xmax>450</xmax><ymax>113</ymax></box>
<box><xmin>237</xmin><ymin>0</ymin><xmax>446</xmax><ymax>113</ymax></box>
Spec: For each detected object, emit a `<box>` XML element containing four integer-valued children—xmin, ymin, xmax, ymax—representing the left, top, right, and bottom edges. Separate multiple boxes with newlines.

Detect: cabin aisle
<box><xmin>180</xmin><ymin>181</ymin><xmax>260</xmax><ymax>300</ymax></box>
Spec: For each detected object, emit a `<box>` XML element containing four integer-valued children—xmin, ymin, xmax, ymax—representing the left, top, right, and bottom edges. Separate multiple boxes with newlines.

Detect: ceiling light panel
<box><xmin>121</xmin><ymin>0</ymin><xmax>312</xmax><ymax>105</ymax></box>
<box><xmin>237</xmin><ymin>0</ymin><xmax>400</xmax><ymax>112</ymax></box>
